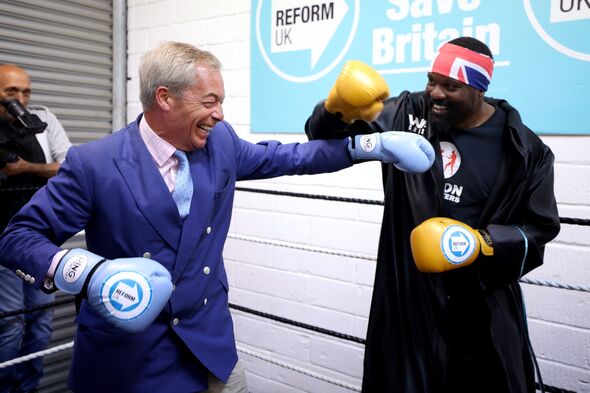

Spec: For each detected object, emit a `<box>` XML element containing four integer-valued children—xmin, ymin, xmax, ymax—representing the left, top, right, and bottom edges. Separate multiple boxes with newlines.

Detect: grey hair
<box><xmin>138</xmin><ymin>41</ymin><xmax>222</xmax><ymax>110</ymax></box>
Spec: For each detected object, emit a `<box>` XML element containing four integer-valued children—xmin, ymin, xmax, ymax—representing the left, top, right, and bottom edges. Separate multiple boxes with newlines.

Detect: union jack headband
<box><xmin>430</xmin><ymin>43</ymin><xmax>494</xmax><ymax>91</ymax></box>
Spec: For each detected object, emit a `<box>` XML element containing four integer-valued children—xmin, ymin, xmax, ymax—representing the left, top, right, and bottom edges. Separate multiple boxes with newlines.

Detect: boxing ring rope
<box><xmin>234</xmin><ymin>186</ymin><xmax>590</xmax><ymax>227</ymax></box>
<box><xmin>0</xmin><ymin>186</ymin><xmax>586</xmax><ymax>393</ymax></box>
<box><xmin>236</xmin><ymin>345</ymin><xmax>362</xmax><ymax>392</ymax></box>
<box><xmin>0</xmin><ymin>342</ymin><xmax>75</xmax><ymax>370</ymax></box>
<box><xmin>0</xmin><ymin>340</ymin><xmax>361</xmax><ymax>392</ymax></box>
<box><xmin>227</xmin><ymin>233</ymin><xmax>590</xmax><ymax>294</ymax></box>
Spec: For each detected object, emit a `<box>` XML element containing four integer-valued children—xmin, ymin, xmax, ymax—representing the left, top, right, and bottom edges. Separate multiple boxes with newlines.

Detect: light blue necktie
<box><xmin>172</xmin><ymin>150</ymin><xmax>193</xmax><ymax>219</ymax></box>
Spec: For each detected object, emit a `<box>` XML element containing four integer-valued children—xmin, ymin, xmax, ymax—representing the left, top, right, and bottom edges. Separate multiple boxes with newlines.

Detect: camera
<box><xmin>0</xmin><ymin>99</ymin><xmax>47</xmax><ymax>165</ymax></box>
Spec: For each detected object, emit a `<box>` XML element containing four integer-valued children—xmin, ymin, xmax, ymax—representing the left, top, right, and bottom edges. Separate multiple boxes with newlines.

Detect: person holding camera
<box><xmin>0</xmin><ymin>64</ymin><xmax>72</xmax><ymax>393</ymax></box>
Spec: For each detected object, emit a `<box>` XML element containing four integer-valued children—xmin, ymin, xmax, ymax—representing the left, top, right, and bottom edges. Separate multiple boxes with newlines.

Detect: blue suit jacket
<box><xmin>0</xmin><ymin>116</ymin><xmax>353</xmax><ymax>393</ymax></box>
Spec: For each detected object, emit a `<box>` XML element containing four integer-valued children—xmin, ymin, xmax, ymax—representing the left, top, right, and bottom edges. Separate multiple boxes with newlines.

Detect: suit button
<box><xmin>172</xmin><ymin>318</ymin><xmax>179</xmax><ymax>326</ymax></box>
<box><xmin>29</xmin><ymin>277</ymin><xmax>35</xmax><ymax>284</ymax></box>
<box><xmin>206</xmin><ymin>226</ymin><xmax>212</xmax><ymax>234</ymax></box>
<box><xmin>204</xmin><ymin>298</ymin><xmax>208</xmax><ymax>306</ymax></box>
<box><xmin>203</xmin><ymin>266</ymin><xmax>210</xmax><ymax>275</ymax></box>
<box><xmin>143</xmin><ymin>252</ymin><xmax>151</xmax><ymax>258</ymax></box>
<box><xmin>172</xmin><ymin>284</ymin><xmax>176</xmax><ymax>291</ymax></box>
<box><xmin>24</xmin><ymin>274</ymin><xmax>31</xmax><ymax>282</ymax></box>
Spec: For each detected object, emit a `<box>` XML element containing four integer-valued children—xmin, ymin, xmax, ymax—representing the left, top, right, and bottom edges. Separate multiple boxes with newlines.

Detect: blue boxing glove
<box><xmin>54</xmin><ymin>248</ymin><xmax>173</xmax><ymax>333</ymax></box>
<box><xmin>348</xmin><ymin>131</ymin><xmax>435</xmax><ymax>173</ymax></box>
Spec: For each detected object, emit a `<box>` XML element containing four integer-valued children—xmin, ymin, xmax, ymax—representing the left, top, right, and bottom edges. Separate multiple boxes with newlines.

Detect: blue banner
<box><xmin>251</xmin><ymin>0</ymin><xmax>590</xmax><ymax>134</ymax></box>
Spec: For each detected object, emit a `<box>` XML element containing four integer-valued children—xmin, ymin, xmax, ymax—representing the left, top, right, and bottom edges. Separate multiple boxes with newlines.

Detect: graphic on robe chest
<box><xmin>441</xmin><ymin>141</ymin><xmax>461</xmax><ymax>178</ymax></box>
<box><xmin>441</xmin><ymin>141</ymin><xmax>463</xmax><ymax>205</ymax></box>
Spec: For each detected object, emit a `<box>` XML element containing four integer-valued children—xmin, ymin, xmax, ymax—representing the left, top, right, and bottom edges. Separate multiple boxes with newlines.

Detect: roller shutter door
<box><xmin>0</xmin><ymin>0</ymin><xmax>114</xmax><ymax>145</ymax></box>
<box><xmin>0</xmin><ymin>1</ymin><xmax>115</xmax><ymax>392</ymax></box>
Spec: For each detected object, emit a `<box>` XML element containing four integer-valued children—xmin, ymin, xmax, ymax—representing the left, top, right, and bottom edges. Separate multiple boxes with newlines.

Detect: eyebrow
<box><xmin>5</xmin><ymin>86</ymin><xmax>31</xmax><ymax>92</ymax></box>
<box><xmin>206</xmin><ymin>92</ymin><xmax>224</xmax><ymax>102</ymax></box>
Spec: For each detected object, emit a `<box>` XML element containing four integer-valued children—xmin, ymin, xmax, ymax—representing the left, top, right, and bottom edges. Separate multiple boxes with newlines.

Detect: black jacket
<box><xmin>0</xmin><ymin>121</ymin><xmax>47</xmax><ymax>231</ymax></box>
<box><xmin>305</xmin><ymin>91</ymin><xmax>560</xmax><ymax>393</ymax></box>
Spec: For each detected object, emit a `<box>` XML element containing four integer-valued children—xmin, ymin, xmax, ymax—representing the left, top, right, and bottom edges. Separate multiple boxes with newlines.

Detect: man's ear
<box><xmin>155</xmin><ymin>86</ymin><xmax>172</xmax><ymax>111</ymax></box>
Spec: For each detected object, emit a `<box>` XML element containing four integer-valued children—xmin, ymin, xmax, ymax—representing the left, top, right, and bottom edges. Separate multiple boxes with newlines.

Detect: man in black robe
<box><xmin>305</xmin><ymin>37</ymin><xmax>560</xmax><ymax>393</ymax></box>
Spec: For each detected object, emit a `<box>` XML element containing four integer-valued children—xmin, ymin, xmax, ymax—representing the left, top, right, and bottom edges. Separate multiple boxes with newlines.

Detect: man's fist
<box><xmin>54</xmin><ymin>249</ymin><xmax>173</xmax><ymax>333</ymax></box>
<box><xmin>325</xmin><ymin>60</ymin><xmax>389</xmax><ymax>124</ymax></box>
<box><xmin>410</xmin><ymin>217</ymin><xmax>494</xmax><ymax>273</ymax></box>
<box><xmin>348</xmin><ymin>131</ymin><xmax>435</xmax><ymax>173</ymax></box>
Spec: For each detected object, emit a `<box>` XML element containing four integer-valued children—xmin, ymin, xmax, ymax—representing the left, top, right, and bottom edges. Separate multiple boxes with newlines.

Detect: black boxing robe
<box><xmin>305</xmin><ymin>92</ymin><xmax>560</xmax><ymax>393</ymax></box>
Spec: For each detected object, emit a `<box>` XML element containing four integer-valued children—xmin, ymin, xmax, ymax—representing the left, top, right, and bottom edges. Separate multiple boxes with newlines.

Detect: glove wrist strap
<box><xmin>349</xmin><ymin>133</ymin><xmax>382</xmax><ymax>161</ymax></box>
<box><xmin>54</xmin><ymin>248</ymin><xmax>106</xmax><ymax>295</ymax></box>
<box><xmin>477</xmin><ymin>229</ymin><xmax>494</xmax><ymax>256</ymax></box>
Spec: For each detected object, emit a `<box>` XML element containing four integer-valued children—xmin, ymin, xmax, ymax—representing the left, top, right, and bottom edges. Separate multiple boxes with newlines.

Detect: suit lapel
<box><xmin>114</xmin><ymin>122</ymin><xmax>181</xmax><ymax>250</ymax></box>
<box><xmin>110</xmin><ymin>119</ymin><xmax>216</xmax><ymax>279</ymax></box>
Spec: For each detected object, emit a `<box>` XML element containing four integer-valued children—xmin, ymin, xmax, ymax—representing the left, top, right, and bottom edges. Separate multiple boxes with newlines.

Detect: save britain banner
<box><xmin>250</xmin><ymin>0</ymin><xmax>589</xmax><ymax>134</ymax></box>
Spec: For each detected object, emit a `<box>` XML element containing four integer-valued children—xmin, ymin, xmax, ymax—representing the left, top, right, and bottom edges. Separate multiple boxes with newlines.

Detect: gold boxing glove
<box><xmin>325</xmin><ymin>60</ymin><xmax>389</xmax><ymax>124</ymax></box>
<box><xmin>410</xmin><ymin>217</ymin><xmax>494</xmax><ymax>273</ymax></box>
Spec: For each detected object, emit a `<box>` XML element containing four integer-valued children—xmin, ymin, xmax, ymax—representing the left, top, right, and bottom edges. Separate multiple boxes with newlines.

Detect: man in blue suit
<box><xmin>0</xmin><ymin>41</ymin><xmax>434</xmax><ymax>393</ymax></box>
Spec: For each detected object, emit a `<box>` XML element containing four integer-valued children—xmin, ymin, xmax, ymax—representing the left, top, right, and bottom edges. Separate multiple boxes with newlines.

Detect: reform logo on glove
<box><xmin>359</xmin><ymin>134</ymin><xmax>377</xmax><ymax>153</ymax></box>
<box><xmin>441</xmin><ymin>225</ymin><xmax>477</xmax><ymax>265</ymax></box>
<box><xmin>100</xmin><ymin>271</ymin><xmax>153</xmax><ymax>321</ymax></box>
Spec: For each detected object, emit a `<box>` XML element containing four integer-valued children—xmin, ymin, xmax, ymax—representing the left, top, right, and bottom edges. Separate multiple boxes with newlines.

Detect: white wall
<box><xmin>127</xmin><ymin>1</ymin><xmax>590</xmax><ymax>392</ymax></box>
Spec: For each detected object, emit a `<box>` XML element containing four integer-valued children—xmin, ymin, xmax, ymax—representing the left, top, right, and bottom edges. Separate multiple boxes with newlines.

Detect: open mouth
<box><xmin>432</xmin><ymin>103</ymin><xmax>449</xmax><ymax>114</ymax></box>
<box><xmin>197</xmin><ymin>125</ymin><xmax>212</xmax><ymax>136</ymax></box>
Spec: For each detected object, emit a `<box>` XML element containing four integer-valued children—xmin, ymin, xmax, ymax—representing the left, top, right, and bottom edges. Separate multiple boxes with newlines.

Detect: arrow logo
<box><xmin>450</xmin><ymin>232</ymin><xmax>470</xmax><ymax>256</ymax></box>
<box><xmin>110</xmin><ymin>281</ymin><xmax>140</xmax><ymax>311</ymax></box>
<box><xmin>270</xmin><ymin>0</ymin><xmax>349</xmax><ymax>68</ymax></box>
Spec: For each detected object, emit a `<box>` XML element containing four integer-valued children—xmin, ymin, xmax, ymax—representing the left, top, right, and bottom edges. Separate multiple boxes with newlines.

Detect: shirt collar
<box><xmin>138</xmin><ymin>115</ymin><xmax>177</xmax><ymax>167</ymax></box>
